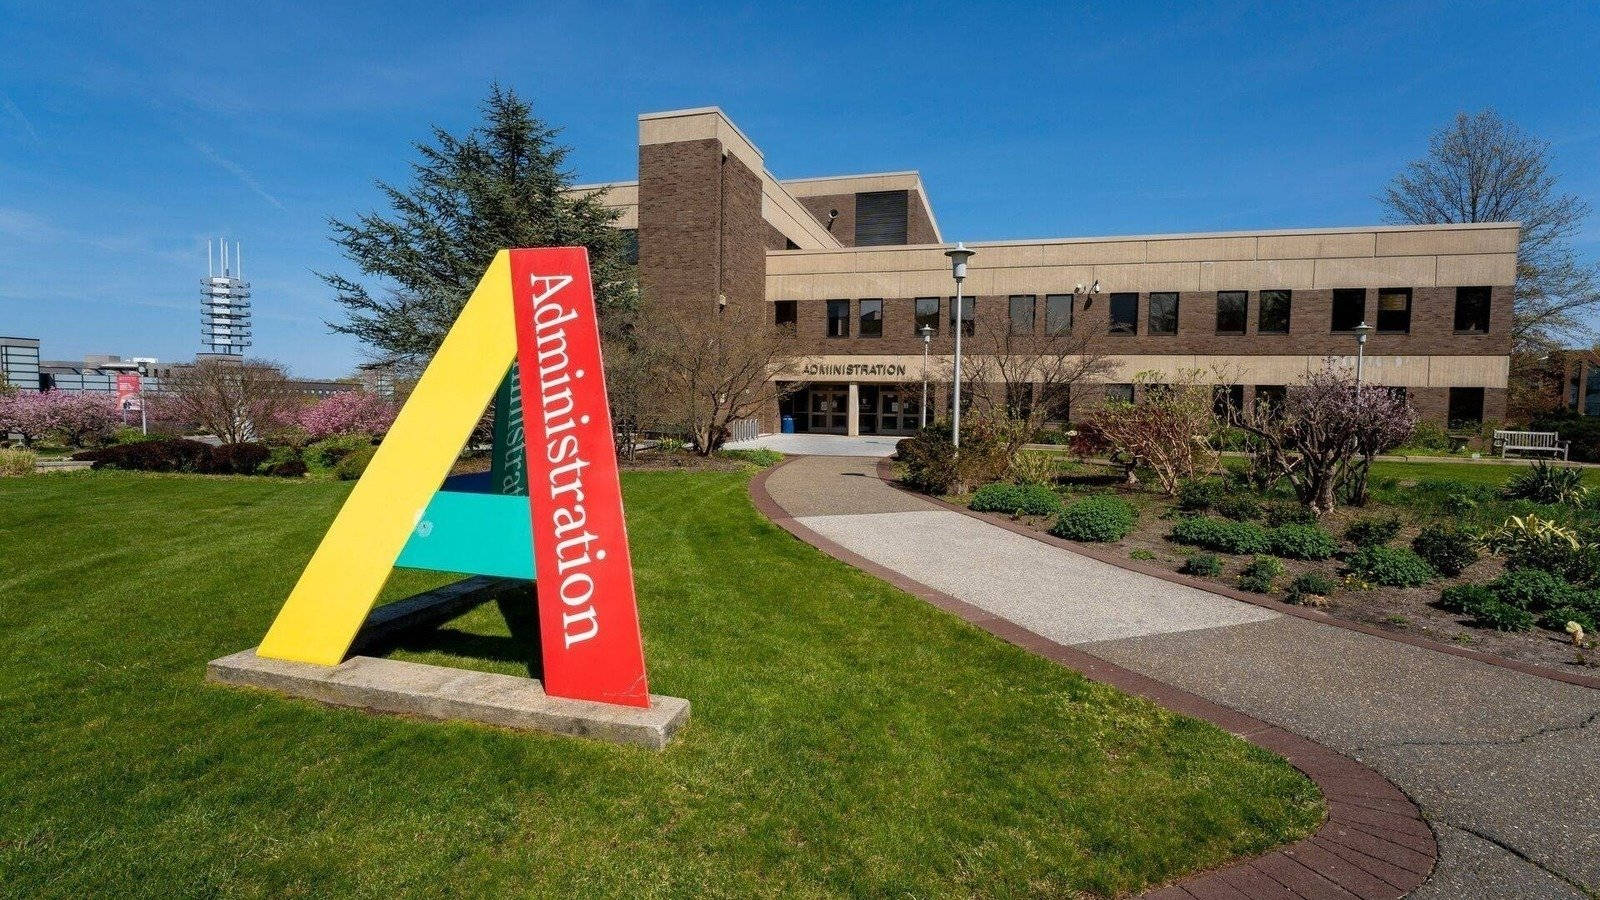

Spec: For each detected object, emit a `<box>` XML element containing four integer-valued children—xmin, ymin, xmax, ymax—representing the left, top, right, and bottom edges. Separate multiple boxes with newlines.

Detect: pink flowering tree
<box><xmin>0</xmin><ymin>391</ymin><xmax>120</xmax><ymax>448</ymax></box>
<box><xmin>296</xmin><ymin>391</ymin><xmax>397</xmax><ymax>440</ymax></box>
<box><xmin>1233</xmin><ymin>365</ymin><xmax>1416</xmax><ymax>514</ymax></box>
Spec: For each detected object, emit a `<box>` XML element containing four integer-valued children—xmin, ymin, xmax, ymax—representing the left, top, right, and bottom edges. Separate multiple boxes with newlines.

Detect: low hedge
<box><xmin>1266</xmin><ymin>524</ymin><xmax>1338</xmax><ymax>561</ymax></box>
<box><xmin>1410</xmin><ymin>524</ymin><xmax>1479</xmax><ymax>577</ymax></box>
<box><xmin>334</xmin><ymin>445</ymin><xmax>378</xmax><ymax>481</ymax></box>
<box><xmin>74</xmin><ymin>439</ymin><xmax>300</xmax><ymax>477</ymax></box>
<box><xmin>1345</xmin><ymin>515</ymin><xmax>1404</xmax><ymax>548</ymax></box>
<box><xmin>969</xmin><ymin>482</ymin><xmax>1063</xmax><ymax>516</ymax></box>
<box><xmin>1050</xmin><ymin>496</ymin><xmax>1137</xmax><ymax>542</ymax></box>
<box><xmin>1169</xmin><ymin>517</ymin><xmax>1271</xmax><ymax>555</ymax></box>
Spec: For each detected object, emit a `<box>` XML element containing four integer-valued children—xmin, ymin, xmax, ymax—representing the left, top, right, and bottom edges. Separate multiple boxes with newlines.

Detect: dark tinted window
<box><xmin>1045</xmin><ymin>294</ymin><xmax>1073</xmax><ymax>334</ymax></box>
<box><xmin>1377</xmin><ymin>288</ymin><xmax>1411</xmax><ymax>333</ymax></box>
<box><xmin>1109</xmin><ymin>293</ymin><xmax>1138</xmax><ymax>335</ymax></box>
<box><xmin>914</xmin><ymin>297</ymin><xmax>940</xmax><ymax>335</ymax></box>
<box><xmin>826</xmin><ymin>299</ymin><xmax>850</xmax><ymax>338</ymax></box>
<box><xmin>949</xmin><ymin>296</ymin><xmax>975</xmax><ymax>337</ymax></box>
<box><xmin>1259</xmin><ymin>290</ymin><xmax>1291</xmax><ymax>334</ymax></box>
<box><xmin>774</xmin><ymin>300</ymin><xmax>797</xmax><ymax>328</ymax></box>
<box><xmin>1148</xmin><ymin>292</ymin><xmax>1178</xmax><ymax>335</ymax></box>
<box><xmin>859</xmin><ymin>299</ymin><xmax>883</xmax><ymax>337</ymax></box>
<box><xmin>1448</xmin><ymin>387</ymin><xmax>1484</xmax><ymax>427</ymax></box>
<box><xmin>854</xmin><ymin>190</ymin><xmax>909</xmax><ymax>246</ymax></box>
<box><xmin>1216</xmin><ymin>291</ymin><xmax>1246</xmax><ymax>334</ymax></box>
<box><xmin>1009</xmin><ymin>295</ymin><xmax>1035</xmax><ymax>334</ymax></box>
<box><xmin>1255</xmin><ymin>385</ymin><xmax>1286</xmax><ymax>412</ymax></box>
<box><xmin>1106</xmin><ymin>383</ymin><xmax>1134</xmax><ymax>404</ymax></box>
<box><xmin>1454</xmin><ymin>286</ymin><xmax>1491</xmax><ymax>333</ymax></box>
<box><xmin>1213</xmin><ymin>384</ymin><xmax>1244</xmax><ymax>418</ymax></box>
<box><xmin>1331</xmin><ymin>289</ymin><xmax>1365</xmax><ymax>332</ymax></box>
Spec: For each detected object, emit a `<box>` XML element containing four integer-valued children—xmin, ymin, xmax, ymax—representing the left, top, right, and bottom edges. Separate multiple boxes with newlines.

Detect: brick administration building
<box><xmin>581</xmin><ymin>107</ymin><xmax>1517</xmax><ymax>437</ymax></box>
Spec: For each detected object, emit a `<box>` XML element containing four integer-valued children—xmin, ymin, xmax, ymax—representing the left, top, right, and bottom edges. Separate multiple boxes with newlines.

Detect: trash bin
<box><xmin>780</xmin><ymin>415</ymin><xmax>796</xmax><ymax>434</ymax></box>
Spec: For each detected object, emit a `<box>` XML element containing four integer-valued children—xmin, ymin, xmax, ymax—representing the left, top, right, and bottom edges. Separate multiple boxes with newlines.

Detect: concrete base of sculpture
<box><xmin>207</xmin><ymin>649</ymin><xmax>690</xmax><ymax>750</ymax></box>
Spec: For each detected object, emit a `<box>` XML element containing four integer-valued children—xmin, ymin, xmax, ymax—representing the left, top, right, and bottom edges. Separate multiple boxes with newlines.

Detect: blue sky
<box><xmin>2</xmin><ymin>1</ymin><xmax>1597</xmax><ymax>377</ymax></box>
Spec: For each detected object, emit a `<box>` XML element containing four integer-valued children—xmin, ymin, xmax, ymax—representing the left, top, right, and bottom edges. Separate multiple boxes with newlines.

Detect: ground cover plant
<box><xmin>0</xmin><ymin>470</ymin><xmax>1321</xmax><ymax>897</ymax></box>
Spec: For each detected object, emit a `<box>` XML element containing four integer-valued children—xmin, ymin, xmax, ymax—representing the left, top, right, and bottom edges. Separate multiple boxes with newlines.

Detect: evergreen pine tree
<box><xmin>322</xmin><ymin>85</ymin><xmax>634</xmax><ymax>366</ymax></box>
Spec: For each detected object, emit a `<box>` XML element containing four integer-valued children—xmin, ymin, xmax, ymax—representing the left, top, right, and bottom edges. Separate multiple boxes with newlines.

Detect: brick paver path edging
<box><xmin>750</xmin><ymin>459</ymin><xmax>1437</xmax><ymax>899</ymax></box>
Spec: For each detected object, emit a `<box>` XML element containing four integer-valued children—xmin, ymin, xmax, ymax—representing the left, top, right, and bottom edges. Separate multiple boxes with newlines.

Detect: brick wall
<box><xmin>906</xmin><ymin>189</ymin><xmax>939</xmax><ymax>245</ymax></box>
<box><xmin>797</xmin><ymin>193</ymin><xmax>855</xmax><ymax>246</ymax></box>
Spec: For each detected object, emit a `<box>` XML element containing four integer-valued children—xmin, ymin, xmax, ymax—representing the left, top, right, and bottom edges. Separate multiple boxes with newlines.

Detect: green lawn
<box><xmin>0</xmin><ymin>469</ymin><xmax>1320</xmax><ymax>898</ymax></box>
<box><xmin>1369</xmin><ymin>458</ymin><xmax>1600</xmax><ymax>487</ymax></box>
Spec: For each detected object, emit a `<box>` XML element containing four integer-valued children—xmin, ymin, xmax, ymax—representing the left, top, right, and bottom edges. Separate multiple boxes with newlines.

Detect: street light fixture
<box><xmin>945</xmin><ymin>242</ymin><xmax>976</xmax><ymax>448</ymax></box>
<box><xmin>1353</xmin><ymin>321</ymin><xmax>1374</xmax><ymax>387</ymax></box>
<box><xmin>918</xmin><ymin>323</ymin><xmax>934</xmax><ymax>429</ymax></box>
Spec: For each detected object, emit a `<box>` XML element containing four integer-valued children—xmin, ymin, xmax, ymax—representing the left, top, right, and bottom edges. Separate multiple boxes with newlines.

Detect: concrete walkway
<box><xmin>723</xmin><ymin>433</ymin><xmax>901</xmax><ymax>457</ymax></box>
<box><xmin>761</xmin><ymin>456</ymin><xmax>1600</xmax><ymax>898</ymax></box>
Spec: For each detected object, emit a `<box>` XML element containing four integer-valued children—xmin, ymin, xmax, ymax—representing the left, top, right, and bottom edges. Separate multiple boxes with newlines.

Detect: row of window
<box><xmin>778</xmin><ymin>287</ymin><xmax>1495</xmax><ymax>338</ymax></box>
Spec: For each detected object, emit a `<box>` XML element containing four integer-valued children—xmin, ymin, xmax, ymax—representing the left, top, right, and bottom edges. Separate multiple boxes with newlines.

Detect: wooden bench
<box><xmin>1494</xmin><ymin>430</ymin><xmax>1570</xmax><ymax>460</ymax></box>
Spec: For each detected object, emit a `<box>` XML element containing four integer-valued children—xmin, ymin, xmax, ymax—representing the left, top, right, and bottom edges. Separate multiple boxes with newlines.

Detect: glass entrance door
<box><xmin>876</xmin><ymin>389</ymin><xmax>923</xmax><ymax>435</ymax></box>
<box><xmin>808</xmin><ymin>387</ymin><xmax>848</xmax><ymax>433</ymax></box>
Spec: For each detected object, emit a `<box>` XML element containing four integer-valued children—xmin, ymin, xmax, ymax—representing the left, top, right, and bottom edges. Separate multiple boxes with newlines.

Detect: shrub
<box><xmin>1487</xmin><ymin>568</ymin><xmax>1575</xmax><ymax>611</ymax></box>
<box><xmin>73</xmin><ymin>438</ymin><xmax>216</xmax><ymax>473</ymax></box>
<box><xmin>895</xmin><ymin>421</ymin><xmax>1011</xmax><ymax>494</ymax></box>
<box><xmin>1406</xmin><ymin>422</ymin><xmax>1453</xmax><ymax>451</ymax></box>
<box><xmin>1238</xmin><ymin>556</ymin><xmax>1284</xmax><ymax>593</ymax></box>
<box><xmin>1267</xmin><ymin>523</ymin><xmax>1338</xmax><ymax>560</ymax></box>
<box><xmin>1437</xmin><ymin>583</ymin><xmax>1497</xmax><ymax>614</ymax></box>
<box><xmin>1288</xmin><ymin>571</ymin><xmax>1338</xmax><ymax>599</ymax></box>
<box><xmin>1345</xmin><ymin>515</ymin><xmax>1403</xmax><ymax>548</ymax></box>
<box><xmin>1539</xmin><ymin>606</ymin><xmax>1598</xmax><ymax>634</ymax></box>
<box><xmin>1470</xmin><ymin>598</ymin><xmax>1536</xmax><ymax>631</ymax></box>
<box><xmin>112</xmin><ymin>426</ymin><xmax>157</xmax><ymax>445</ymax></box>
<box><xmin>1263</xmin><ymin>503</ymin><xmax>1317</xmax><ymax>527</ymax></box>
<box><xmin>1485</xmin><ymin>515</ymin><xmax>1600</xmax><ymax>582</ymax></box>
<box><xmin>1410</xmin><ymin>524</ymin><xmax>1480</xmax><ymax>577</ymax></box>
<box><xmin>0</xmin><ymin>448</ymin><xmax>35</xmax><ymax>476</ymax></box>
<box><xmin>1530</xmin><ymin>413</ymin><xmax>1600</xmax><ymax>463</ymax></box>
<box><xmin>1214</xmin><ymin>496</ymin><xmax>1262</xmax><ymax>521</ymax></box>
<box><xmin>306</xmin><ymin>433</ymin><xmax>376</xmax><ymax>471</ymax></box>
<box><xmin>1130</xmin><ymin>549</ymin><xmax>1156</xmax><ymax>561</ymax></box>
<box><xmin>1169</xmin><ymin>516</ymin><xmax>1271</xmax><ymax>555</ymax></box>
<box><xmin>296</xmin><ymin>391</ymin><xmax>397</xmax><ymax>439</ymax></box>
<box><xmin>1051</xmin><ymin>496</ymin><xmax>1137</xmax><ymax>542</ymax></box>
<box><xmin>1180</xmin><ymin>552</ymin><xmax>1222</xmax><ymax>576</ymax></box>
<box><xmin>207</xmin><ymin>442</ymin><xmax>271</xmax><ymax>475</ymax></box>
<box><xmin>1503</xmin><ymin>460</ymin><xmax>1589</xmax><ymax>506</ymax></box>
<box><xmin>334</xmin><ymin>445</ymin><xmax>377</xmax><ymax>481</ymax></box>
<box><xmin>1007</xmin><ymin>450</ymin><xmax>1060</xmax><ymax>486</ymax></box>
<box><xmin>970</xmin><ymin>482</ymin><xmax>1062</xmax><ymax>516</ymax></box>
<box><xmin>1177</xmin><ymin>478</ymin><xmax>1225</xmax><ymax>512</ymax></box>
<box><xmin>1345</xmin><ymin>546</ymin><xmax>1436</xmax><ymax>587</ymax></box>
<box><xmin>265</xmin><ymin>458</ymin><xmax>308</xmax><ymax>478</ymax></box>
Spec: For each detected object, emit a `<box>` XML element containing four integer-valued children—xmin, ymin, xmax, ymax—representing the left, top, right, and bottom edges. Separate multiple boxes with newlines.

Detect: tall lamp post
<box><xmin>945</xmin><ymin>242</ymin><xmax>976</xmax><ymax>448</ymax></box>
<box><xmin>1353</xmin><ymin>321</ymin><xmax>1373</xmax><ymax>387</ymax></box>
<box><xmin>918</xmin><ymin>323</ymin><xmax>933</xmax><ymax>429</ymax></box>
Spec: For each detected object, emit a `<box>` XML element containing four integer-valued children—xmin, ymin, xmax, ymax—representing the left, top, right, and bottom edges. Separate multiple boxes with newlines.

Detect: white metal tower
<box><xmin>202</xmin><ymin>239</ymin><xmax>252</xmax><ymax>355</ymax></box>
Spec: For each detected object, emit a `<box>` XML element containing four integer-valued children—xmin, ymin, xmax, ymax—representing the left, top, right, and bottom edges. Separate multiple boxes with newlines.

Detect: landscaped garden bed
<box><xmin>938</xmin><ymin>456</ymin><xmax>1600</xmax><ymax>673</ymax></box>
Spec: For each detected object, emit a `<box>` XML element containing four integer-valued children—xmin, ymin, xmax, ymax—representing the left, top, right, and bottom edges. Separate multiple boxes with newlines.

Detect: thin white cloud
<box><xmin>0</xmin><ymin>91</ymin><xmax>42</xmax><ymax>146</ymax></box>
<box><xmin>187</xmin><ymin>139</ymin><xmax>287</xmax><ymax>211</ymax></box>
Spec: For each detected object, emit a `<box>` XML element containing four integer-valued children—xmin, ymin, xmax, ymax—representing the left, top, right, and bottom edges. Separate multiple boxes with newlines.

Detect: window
<box><xmin>859</xmin><ymin>299</ymin><xmax>883</xmax><ymax>338</ymax></box>
<box><xmin>1109</xmin><ymin>293</ymin><xmax>1138</xmax><ymax>335</ymax></box>
<box><xmin>1009</xmin><ymin>295</ymin><xmax>1036</xmax><ymax>334</ymax></box>
<box><xmin>1045</xmin><ymin>294</ymin><xmax>1073</xmax><ymax>334</ymax></box>
<box><xmin>1259</xmin><ymin>290</ymin><xmax>1291</xmax><ymax>334</ymax></box>
<box><xmin>1213</xmin><ymin>384</ymin><xmax>1244</xmax><ymax>419</ymax></box>
<box><xmin>1147</xmin><ymin>292</ymin><xmax>1179</xmax><ymax>335</ymax></box>
<box><xmin>826</xmin><ymin>299</ymin><xmax>850</xmax><ymax>338</ymax></box>
<box><xmin>1105</xmin><ymin>383</ymin><xmax>1134</xmax><ymax>404</ymax></box>
<box><xmin>1042</xmin><ymin>384</ymin><xmax>1071</xmax><ymax>423</ymax></box>
<box><xmin>914</xmin><ymin>297</ymin><xmax>940</xmax><ymax>335</ymax></box>
<box><xmin>949</xmin><ymin>296</ymin><xmax>975</xmax><ymax>336</ymax></box>
<box><xmin>773</xmin><ymin>300</ymin><xmax>797</xmax><ymax>329</ymax></box>
<box><xmin>1006</xmin><ymin>383</ymin><xmax>1034</xmax><ymax>420</ymax></box>
<box><xmin>1254</xmin><ymin>385</ymin><xmax>1286</xmax><ymax>412</ymax></box>
<box><xmin>1448</xmin><ymin>387</ymin><xmax>1485</xmax><ymax>427</ymax></box>
<box><xmin>1377</xmin><ymin>288</ymin><xmax>1411</xmax><ymax>333</ymax></box>
<box><xmin>1454</xmin><ymin>286</ymin><xmax>1491</xmax><ymax>333</ymax></box>
<box><xmin>1331</xmin><ymin>288</ymin><xmax>1365</xmax><ymax>332</ymax></box>
<box><xmin>1215</xmin><ymin>291</ymin><xmax>1246</xmax><ymax>334</ymax></box>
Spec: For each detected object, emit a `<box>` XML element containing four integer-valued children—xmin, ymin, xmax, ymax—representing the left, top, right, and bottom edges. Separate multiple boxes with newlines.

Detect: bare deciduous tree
<box><xmin>163</xmin><ymin>358</ymin><xmax>298</xmax><ymax>444</ymax></box>
<box><xmin>1074</xmin><ymin>371</ymin><xmax>1218</xmax><ymax>495</ymax></box>
<box><xmin>1382</xmin><ymin>109</ymin><xmax>1596</xmax><ymax>348</ymax></box>
<box><xmin>637</xmin><ymin>306</ymin><xmax>802</xmax><ymax>455</ymax></box>
<box><xmin>954</xmin><ymin>305</ymin><xmax>1116</xmax><ymax>455</ymax></box>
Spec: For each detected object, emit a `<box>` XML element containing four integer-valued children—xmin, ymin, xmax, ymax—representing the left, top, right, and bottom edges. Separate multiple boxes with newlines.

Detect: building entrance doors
<box><xmin>808</xmin><ymin>387</ymin><xmax>848</xmax><ymax>433</ymax></box>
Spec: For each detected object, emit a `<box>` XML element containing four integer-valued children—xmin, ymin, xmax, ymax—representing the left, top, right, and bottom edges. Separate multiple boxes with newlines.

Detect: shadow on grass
<box><xmin>373</xmin><ymin>592</ymin><xmax>544</xmax><ymax>679</ymax></box>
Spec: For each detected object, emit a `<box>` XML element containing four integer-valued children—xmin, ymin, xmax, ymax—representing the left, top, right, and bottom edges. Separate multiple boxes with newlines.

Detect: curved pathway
<box><xmin>754</xmin><ymin>456</ymin><xmax>1600</xmax><ymax>898</ymax></box>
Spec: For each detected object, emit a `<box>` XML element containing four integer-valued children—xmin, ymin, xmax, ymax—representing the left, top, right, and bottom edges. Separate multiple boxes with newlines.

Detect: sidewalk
<box><xmin>759</xmin><ymin>456</ymin><xmax>1600</xmax><ymax>898</ymax></box>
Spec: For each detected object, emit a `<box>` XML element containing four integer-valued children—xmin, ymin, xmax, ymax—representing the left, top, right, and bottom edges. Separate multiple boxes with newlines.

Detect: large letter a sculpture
<box><xmin>256</xmin><ymin>249</ymin><xmax>650</xmax><ymax>708</ymax></box>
